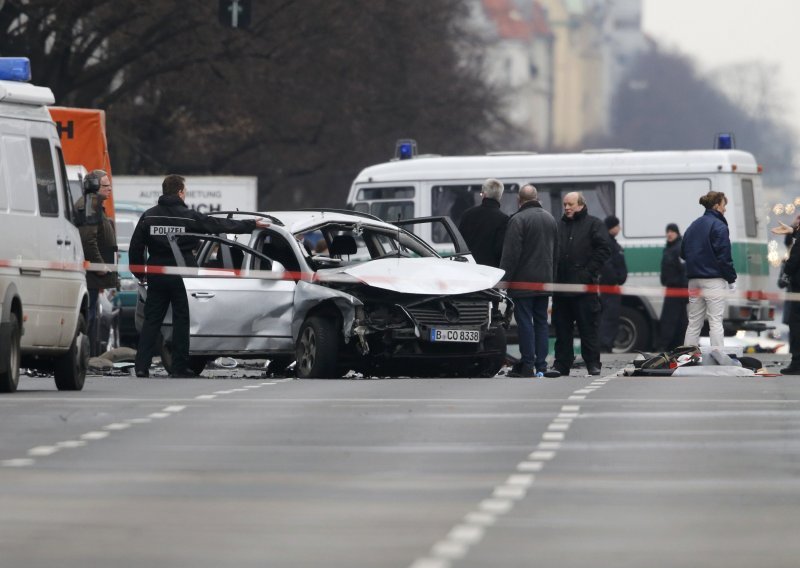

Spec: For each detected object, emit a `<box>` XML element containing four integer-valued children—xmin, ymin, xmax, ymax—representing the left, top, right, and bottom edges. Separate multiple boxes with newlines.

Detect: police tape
<box><xmin>0</xmin><ymin>257</ymin><xmax>790</xmax><ymax>303</ymax></box>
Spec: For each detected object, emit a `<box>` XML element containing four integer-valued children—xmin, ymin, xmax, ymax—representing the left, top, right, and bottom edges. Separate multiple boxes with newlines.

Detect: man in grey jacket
<box><xmin>499</xmin><ymin>184</ymin><xmax>558</xmax><ymax>377</ymax></box>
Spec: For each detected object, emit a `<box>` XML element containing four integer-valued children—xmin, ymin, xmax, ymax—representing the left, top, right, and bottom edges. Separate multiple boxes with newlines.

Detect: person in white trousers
<box><xmin>680</xmin><ymin>191</ymin><xmax>737</xmax><ymax>347</ymax></box>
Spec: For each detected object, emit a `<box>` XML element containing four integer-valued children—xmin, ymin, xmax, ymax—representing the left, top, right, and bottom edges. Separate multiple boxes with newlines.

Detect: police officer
<box><xmin>129</xmin><ymin>174</ymin><xmax>269</xmax><ymax>377</ymax></box>
<box><xmin>75</xmin><ymin>169</ymin><xmax>118</xmax><ymax>356</ymax></box>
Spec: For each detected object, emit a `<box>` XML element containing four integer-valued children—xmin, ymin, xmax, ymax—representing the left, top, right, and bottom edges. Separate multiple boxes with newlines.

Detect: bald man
<box><xmin>546</xmin><ymin>192</ymin><xmax>611</xmax><ymax>377</ymax></box>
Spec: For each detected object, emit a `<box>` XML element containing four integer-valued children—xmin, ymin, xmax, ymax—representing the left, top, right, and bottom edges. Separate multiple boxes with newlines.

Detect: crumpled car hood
<box><xmin>316</xmin><ymin>258</ymin><xmax>504</xmax><ymax>295</ymax></box>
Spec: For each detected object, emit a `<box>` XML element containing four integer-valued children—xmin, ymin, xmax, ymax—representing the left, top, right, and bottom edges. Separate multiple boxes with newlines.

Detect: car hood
<box><xmin>317</xmin><ymin>258</ymin><xmax>504</xmax><ymax>295</ymax></box>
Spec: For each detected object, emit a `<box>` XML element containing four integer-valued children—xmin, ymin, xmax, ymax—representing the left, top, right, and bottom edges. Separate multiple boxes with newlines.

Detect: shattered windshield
<box><xmin>295</xmin><ymin>223</ymin><xmax>436</xmax><ymax>268</ymax></box>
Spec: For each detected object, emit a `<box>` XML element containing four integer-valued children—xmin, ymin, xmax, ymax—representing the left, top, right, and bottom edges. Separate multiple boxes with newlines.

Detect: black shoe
<box><xmin>544</xmin><ymin>365</ymin><xmax>569</xmax><ymax>378</ymax></box>
<box><xmin>507</xmin><ymin>363</ymin><xmax>535</xmax><ymax>378</ymax></box>
<box><xmin>780</xmin><ymin>366</ymin><xmax>800</xmax><ymax>375</ymax></box>
<box><xmin>588</xmin><ymin>365</ymin><xmax>602</xmax><ymax>376</ymax></box>
<box><xmin>134</xmin><ymin>368</ymin><xmax>149</xmax><ymax>378</ymax></box>
<box><xmin>169</xmin><ymin>370</ymin><xmax>197</xmax><ymax>378</ymax></box>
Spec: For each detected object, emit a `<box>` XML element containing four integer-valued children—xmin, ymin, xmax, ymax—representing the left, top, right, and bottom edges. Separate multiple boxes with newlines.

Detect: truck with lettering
<box><xmin>109</xmin><ymin>175</ymin><xmax>258</xmax><ymax>214</ymax></box>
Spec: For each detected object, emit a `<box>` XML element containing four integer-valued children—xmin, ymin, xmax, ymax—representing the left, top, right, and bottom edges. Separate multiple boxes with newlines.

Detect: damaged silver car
<box><xmin>136</xmin><ymin>210</ymin><xmax>511</xmax><ymax>378</ymax></box>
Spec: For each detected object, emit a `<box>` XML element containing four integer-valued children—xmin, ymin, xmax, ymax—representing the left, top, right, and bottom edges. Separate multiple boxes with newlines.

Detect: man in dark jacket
<box><xmin>547</xmin><ymin>192</ymin><xmax>611</xmax><ymax>377</ymax></box>
<box><xmin>458</xmin><ymin>178</ymin><xmax>509</xmax><ymax>267</ymax></box>
<box><xmin>499</xmin><ymin>184</ymin><xmax>558</xmax><ymax>377</ymax></box>
<box><xmin>129</xmin><ymin>174</ymin><xmax>269</xmax><ymax>378</ymax></box>
<box><xmin>76</xmin><ymin>169</ymin><xmax>118</xmax><ymax>356</ymax></box>
<box><xmin>772</xmin><ymin>219</ymin><xmax>800</xmax><ymax>374</ymax></box>
<box><xmin>598</xmin><ymin>215</ymin><xmax>627</xmax><ymax>352</ymax></box>
<box><xmin>659</xmin><ymin>223</ymin><xmax>689</xmax><ymax>350</ymax></box>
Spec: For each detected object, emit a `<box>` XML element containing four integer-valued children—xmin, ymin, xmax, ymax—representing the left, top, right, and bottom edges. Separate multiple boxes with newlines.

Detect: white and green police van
<box><xmin>346</xmin><ymin>141</ymin><xmax>771</xmax><ymax>351</ymax></box>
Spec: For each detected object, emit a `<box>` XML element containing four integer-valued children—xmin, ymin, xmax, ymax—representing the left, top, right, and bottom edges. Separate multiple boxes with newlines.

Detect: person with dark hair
<box><xmin>659</xmin><ymin>223</ymin><xmax>689</xmax><ymax>350</ymax></box>
<box><xmin>546</xmin><ymin>192</ymin><xmax>611</xmax><ymax>377</ymax></box>
<box><xmin>598</xmin><ymin>215</ymin><xmax>627</xmax><ymax>352</ymax></box>
<box><xmin>681</xmin><ymin>191</ymin><xmax>736</xmax><ymax>348</ymax></box>
<box><xmin>457</xmin><ymin>178</ymin><xmax>509</xmax><ymax>267</ymax></box>
<box><xmin>772</xmin><ymin>218</ymin><xmax>800</xmax><ymax>374</ymax></box>
<box><xmin>129</xmin><ymin>174</ymin><xmax>269</xmax><ymax>378</ymax></box>
<box><xmin>75</xmin><ymin>169</ymin><xmax>118</xmax><ymax>356</ymax></box>
<box><xmin>499</xmin><ymin>184</ymin><xmax>558</xmax><ymax>377</ymax></box>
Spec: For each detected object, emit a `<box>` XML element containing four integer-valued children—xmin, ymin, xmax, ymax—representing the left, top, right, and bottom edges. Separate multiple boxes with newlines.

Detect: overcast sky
<box><xmin>642</xmin><ymin>0</ymin><xmax>800</xmax><ymax>136</ymax></box>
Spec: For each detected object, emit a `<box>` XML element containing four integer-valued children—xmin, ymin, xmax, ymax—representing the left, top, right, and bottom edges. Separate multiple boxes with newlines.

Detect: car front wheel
<box><xmin>296</xmin><ymin>316</ymin><xmax>339</xmax><ymax>378</ymax></box>
<box><xmin>0</xmin><ymin>313</ymin><xmax>21</xmax><ymax>393</ymax></box>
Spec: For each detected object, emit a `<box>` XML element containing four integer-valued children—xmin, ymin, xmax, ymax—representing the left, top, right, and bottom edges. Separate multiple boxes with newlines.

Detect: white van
<box><xmin>0</xmin><ymin>58</ymin><xmax>89</xmax><ymax>392</ymax></box>
<box><xmin>347</xmin><ymin>145</ymin><xmax>772</xmax><ymax>351</ymax></box>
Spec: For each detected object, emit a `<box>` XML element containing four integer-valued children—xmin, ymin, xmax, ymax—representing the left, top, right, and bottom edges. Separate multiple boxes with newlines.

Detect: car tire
<box><xmin>0</xmin><ymin>313</ymin><xmax>21</xmax><ymax>393</ymax></box>
<box><xmin>54</xmin><ymin>314</ymin><xmax>89</xmax><ymax>391</ymax></box>
<box><xmin>479</xmin><ymin>326</ymin><xmax>508</xmax><ymax>377</ymax></box>
<box><xmin>296</xmin><ymin>316</ymin><xmax>339</xmax><ymax>378</ymax></box>
<box><xmin>615</xmin><ymin>306</ymin><xmax>651</xmax><ymax>353</ymax></box>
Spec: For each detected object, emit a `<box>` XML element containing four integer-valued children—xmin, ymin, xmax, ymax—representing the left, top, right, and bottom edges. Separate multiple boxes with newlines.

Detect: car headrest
<box><xmin>329</xmin><ymin>235</ymin><xmax>357</xmax><ymax>256</ymax></box>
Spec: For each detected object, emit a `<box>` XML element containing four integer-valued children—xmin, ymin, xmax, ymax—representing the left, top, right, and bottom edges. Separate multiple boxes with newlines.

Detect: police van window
<box><xmin>741</xmin><ymin>179</ymin><xmax>757</xmax><ymax>237</ymax></box>
<box><xmin>431</xmin><ymin>183</ymin><xmax>522</xmax><ymax>243</ymax></box>
<box><xmin>3</xmin><ymin>135</ymin><xmax>36</xmax><ymax>213</ymax></box>
<box><xmin>31</xmin><ymin>138</ymin><xmax>59</xmax><ymax>217</ymax></box>
<box><xmin>370</xmin><ymin>201</ymin><xmax>413</xmax><ymax>222</ymax></box>
<box><xmin>622</xmin><ymin>179</ymin><xmax>711</xmax><ymax>238</ymax></box>
<box><xmin>532</xmin><ymin>182</ymin><xmax>614</xmax><ymax>220</ymax></box>
<box><xmin>55</xmin><ymin>147</ymin><xmax>74</xmax><ymax>224</ymax></box>
<box><xmin>357</xmin><ymin>186</ymin><xmax>414</xmax><ymax>200</ymax></box>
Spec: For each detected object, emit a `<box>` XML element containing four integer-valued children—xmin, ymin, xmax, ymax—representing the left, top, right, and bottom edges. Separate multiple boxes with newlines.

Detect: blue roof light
<box><xmin>0</xmin><ymin>58</ymin><xmax>31</xmax><ymax>82</ymax></box>
<box><xmin>715</xmin><ymin>132</ymin><xmax>735</xmax><ymax>150</ymax></box>
<box><xmin>394</xmin><ymin>139</ymin><xmax>418</xmax><ymax>160</ymax></box>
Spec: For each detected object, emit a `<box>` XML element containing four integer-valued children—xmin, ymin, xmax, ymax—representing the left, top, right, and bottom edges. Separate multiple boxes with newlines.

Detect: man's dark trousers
<box><xmin>135</xmin><ymin>274</ymin><xmax>190</xmax><ymax>373</ymax></box>
<box><xmin>598</xmin><ymin>293</ymin><xmax>621</xmax><ymax>351</ymax></box>
<box><xmin>514</xmin><ymin>296</ymin><xmax>550</xmax><ymax>374</ymax></box>
<box><xmin>553</xmin><ymin>294</ymin><xmax>601</xmax><ymax>370</ymax></box>
<box><xmin>659</xmin><ymin>296</ymin><xmax>688</xmax><ymax>350</ymax></box>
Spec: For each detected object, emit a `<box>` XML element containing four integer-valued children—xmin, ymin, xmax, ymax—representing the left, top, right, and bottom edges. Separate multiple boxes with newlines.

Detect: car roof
<box><xmin>260</xmin><ymin>210</ymin><xmax>399</xmax><ymax>233</ymax></box>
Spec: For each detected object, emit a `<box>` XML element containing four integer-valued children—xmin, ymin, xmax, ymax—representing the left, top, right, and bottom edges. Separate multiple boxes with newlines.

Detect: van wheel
<box><xmin>296</xmin><ymin>316</ymin><xmax>339</xmax><ymax>378</ymax></box>
<box><xmin>0</xmin><ymin>313</ymin><xmax>21</xmax><ymax>393</ymax></box>
<box><xmin>54</xmin><ymin>314</ymin><xmax>89</xmax><ymax>391</ymax></box>
<box><xmin>615</xmin><ymin>307</ymin><xmax>651</xmax><ymax>353</ymax></box>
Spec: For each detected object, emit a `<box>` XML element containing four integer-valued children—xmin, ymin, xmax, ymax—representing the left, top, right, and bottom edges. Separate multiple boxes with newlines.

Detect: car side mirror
<box><xmin>271</xmin><ymin>260</ymin><xmax>286</xmax><ymax>273</ymax></box>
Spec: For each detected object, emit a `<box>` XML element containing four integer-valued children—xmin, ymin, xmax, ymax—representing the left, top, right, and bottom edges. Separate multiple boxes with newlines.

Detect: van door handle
<box><xmin>20</xmin><ymin>268</ymin><xmax>42</xmax><ymax>277</ymax></box>
<box><xmin>64</xmin><ymin>239</ymin><xmax>71</xmax><ymax>246</ymax></box>
<box><xmin>191</xmin><ymin>292</ymin><xmax>216</xmax><ymax>299</ymax></box>
<box><xmin>57</xmin><ymin>239</ymin><xmax>64</xmax><ymax>245</ymax></box>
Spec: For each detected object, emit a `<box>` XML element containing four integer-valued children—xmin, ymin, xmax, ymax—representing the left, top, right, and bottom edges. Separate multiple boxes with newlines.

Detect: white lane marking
<box><xmin>558</xmin><ymin>412</ymin><xmax>578</xmax><ymax>419</ymax></box>
<box><xmin>574</xmin><ymin>389</ymin><xmax>594</xmax><ymax>394</ymax></box>
<box><xmin>409</xmin><ymin>559</ymin><xmax>450</xmax><ymax>568</ymax></box>
<box><xmin>243</xmin><ymin>385</ymin><xmax>261</xmax><ymax>389</ymax></box>
<box><xmin>562</xmin><ymin>405</ymin><xmax>581</xmax><ymax>412</ymax></box>
<box><xmin>479</xmin><ymin>499</ymin><xmax>513</xmax><ymax>514</ymax></box>
<box><xmin>214</xmin><ymin>390</ymin><xmax>235</xmax><ymax>395</ymax></box>
<box><xmin>104</xmin><ymin>423</ymin><xmax>131</xmax><ymax>431</ymax></box>
<box><xmin>447</xmin><ymin>525</ymin><xmax>485</xmax><ymax>544</ymax></box>
<box><xmin>553</xmin><ymin>417</ymin><xmax>573</xmax><ymax>424</ymax></box>
<box><xmin>80</xmin><ymin>431</ymin><xmax>110</xmax><ymax>440</ymax></box>
<box><xmin>148</xmin><ymin>412</ymin><xmax>170</xmax><ymax>419</ymax></box>
<box><xmin>432</xmin><ymin>541</ymin><xmax>467</xmax><ymax>559</ymax></box>
<box><xmin>568</xmin><ymin>395</ymin><xmax>586</xmax><ymax>400</ymax></box>
<box><xmin>28</xmin><ymin>446</ymin><xmax>59</xmax><ymax>457</ymax></box>
<box><xmin>127</xmin><ymin>418</ymin><xmax>152</xmax><ymax>424</ymax></box>
<box><xmin>2</xmin><ymin>458</ymin><xmax>35</xmax><ymax>467</ymax></box>
<box><xmin>163</xmin><ymin>405</ymin><xmax>186</xmax><ymax>412</ymax></box>
<box><xmin>493</xmin><ymin>485</ymin><xmax>527</xmax><ymax>499</ymax></box>
<box><xmin>517</xmin><ymin>461</ymin><xmax>543</xmax><ymax>472</ymax></box>
<box><xmin>261</xmin><ymin>382</ymin><xmax>277</xmax><ymax>386</ymax></box>
<box><xmin>543</xmin><ymin>432</ymin><xmax>565</xmax><ymax>441</ymax></box>
<box><xmin>195</xmin><ymin>394</ymin><xmax>216</xmax><ymax>400</ymax></box>
<box><xmin>506</xmin><ymin>474</ymin><xmax>535</xmax><ymax>487</ymax></box>
<box><xmin>529</xmin><ymin>450</ymin><xmax>556</xmax><ymax>460</ymax></box>
<box><xmin>56</xmin><ymin>440</ymin><xmax>87</xmax><ymax>448</ymax></box>
<box><xmin>230</xmin><ymin>388</ymin><xmax>249</xmax><ymax>393</ymax></box>
<box><xmin>464</xmin><ymin>512</ymin><xmax>496</xmax><ymax>526</ymax></box>
<box><xmin>547</xmin><ymin>423</ymin><xmax>570</xmax><ymax>431</ymax></box>
<box><xmin>538</xmin><ymin>441</ymin><xmax>562</xmax><ymax>450</ymax></box>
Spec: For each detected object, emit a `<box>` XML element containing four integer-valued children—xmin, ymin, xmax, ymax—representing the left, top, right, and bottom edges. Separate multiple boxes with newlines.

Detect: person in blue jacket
<box><xmin>681</xmin><ymin>191</ymin><xmax>737</xmax><ymax>348</ymax></box>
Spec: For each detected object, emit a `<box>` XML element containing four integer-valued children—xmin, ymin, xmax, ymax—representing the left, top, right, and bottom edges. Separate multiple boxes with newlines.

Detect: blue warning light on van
<box><xmin>395</xmin><ymin>139</ymin><xmax>418</xmax><ymax>160</ymax></box>
<box><xmin>715</xmin><ymin>132</ymin><xmax>735</xmax><ymax>150</ymax></box>
<box><xmin>0</xmin><ymin>58</ymin><xmax>31</xmax><ymax>82</ymax></box>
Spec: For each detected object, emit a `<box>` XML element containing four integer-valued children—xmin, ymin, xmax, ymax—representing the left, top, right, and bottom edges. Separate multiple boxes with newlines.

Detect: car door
<box><xmin>392</xmin><ymin>216</ymin><xmax>472</xmax><ymax>261</ymax></box>
<box><xmin>168</xmin><ymin>233</ymin><xmax>296</xmax><ymax>354</ymax></box>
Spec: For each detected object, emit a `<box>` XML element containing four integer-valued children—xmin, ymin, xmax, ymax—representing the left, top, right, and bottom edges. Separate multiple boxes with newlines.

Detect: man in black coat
<box><xmin>659</xmin><ymin>223</ymin><xmax>689</xmax><ymax>350</ymax></box>
<box><xmin>129</xmin><ymin>174</ymin><xmax>269</xmax><ymax>378</ymax></box>
<box><xmin>772</xmin><ymin>219</ymin><xmax>800</xmax><ymax>374</ymax></box>
<box><xmin>457</xmin><ymin>178</ymin><xmax>509</xmax><ymax>267</ymax></box>
<box><xmin>598</xmin><ymin>215</ymin><xmax>627</xmax><ymax>352</ymax></box>
<box><xmin>546</xmin><ymin>192</ymin><xmax>611</xmax><ymax>377</ymax></box>
<box><xmin>499</xmin><ymin>184</ymin><xmax>558</xmax><ymax>377</ymax></box>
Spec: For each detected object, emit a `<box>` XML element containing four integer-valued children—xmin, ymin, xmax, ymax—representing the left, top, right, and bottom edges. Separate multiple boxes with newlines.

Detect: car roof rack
<box><xmin>207</xmin><ymin>210</ymin><xmax>284</xmax><ymax>226</ymax></box>
<box><xmin>295</xmin><ymin>208</ymin><xmax>383</xmax><ymax>222</ymax></box>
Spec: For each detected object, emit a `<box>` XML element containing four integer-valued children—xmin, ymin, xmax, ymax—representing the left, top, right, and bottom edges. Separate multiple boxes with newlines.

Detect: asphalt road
<box><xmin>1</xmin><ymin>354</ymin><xmax>798</xmax><ymax>568</ymax></box>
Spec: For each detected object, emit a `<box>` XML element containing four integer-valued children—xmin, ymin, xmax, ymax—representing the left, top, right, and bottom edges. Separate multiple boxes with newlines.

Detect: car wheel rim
<box><xmin>300</xmin><ymin>327</ymin><xmax>316</xmax><ymax>373</ymax></box>
<box><xmin>614</xmin><ymin>317</ymin><xmax>636</xmax><ymax>352</ymax></box>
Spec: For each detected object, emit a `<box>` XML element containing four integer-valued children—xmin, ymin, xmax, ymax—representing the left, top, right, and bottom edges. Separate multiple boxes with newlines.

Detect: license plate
<box><xmin>429</xmin><ymin>328</ymin><xmax>480</xmax><ymax>343</ymax></box>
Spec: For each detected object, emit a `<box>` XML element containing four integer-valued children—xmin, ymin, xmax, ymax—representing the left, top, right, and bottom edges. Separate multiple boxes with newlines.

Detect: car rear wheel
<box><xmin>0</xmin><ymin>313</ymin><xmax>21</xmax><ymax>393</ymax></box>
<box><xmin>296</xmin><ymin>316</ymin><xmax>339</xmax><ymax>378</ymax></box>
<box><xmin>54</xmin><ymin>314</ymin><xmax>88</xmax><ymax>391</ymax></box>
<box><xmin>615</xmin><ymin>306</ymin><xmax>651</xmax><ymax>353</ymax></box>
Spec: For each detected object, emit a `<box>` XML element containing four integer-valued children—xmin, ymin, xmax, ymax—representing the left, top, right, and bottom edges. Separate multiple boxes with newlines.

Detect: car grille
<box><xmin>405</xmin><ymin>299</ymin><xmax>489</xmax><ymax>327</ymax></box>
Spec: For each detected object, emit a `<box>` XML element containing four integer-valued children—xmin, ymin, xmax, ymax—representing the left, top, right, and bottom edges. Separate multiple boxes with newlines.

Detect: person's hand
<box><xmin>771</xmin><ymin>221</ymin><xmax>794</xmax><ymax>235</ymax></box>
<box><xmin>255</xmin><ymin>219</ymin><xmax>270</xmax><ymax>229</ymax></box>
